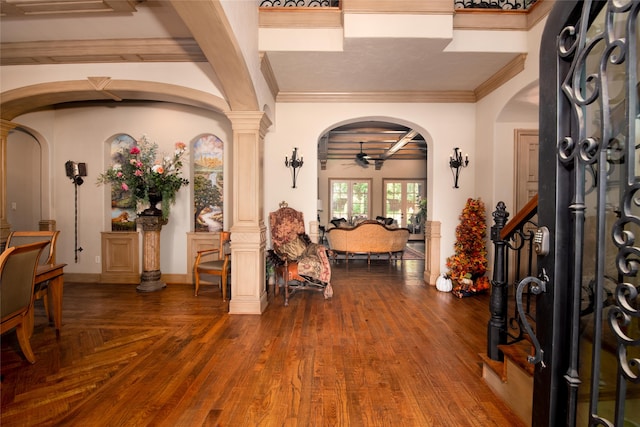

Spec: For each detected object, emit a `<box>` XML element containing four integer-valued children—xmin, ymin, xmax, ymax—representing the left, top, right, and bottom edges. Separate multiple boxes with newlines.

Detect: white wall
<box><xmin>9</xmin><ymin>103</ymin><xmax>232</xmax><ymax>275</ymax></box>
<box><xmin>265</xmin><ymin>102</ymin><xmax>477</xmax><ymax>273</ymax></box>
<box><xmin>475</xmin><ymin>17</ymin><xmax>546</xmax><ymax>212</ymax></box>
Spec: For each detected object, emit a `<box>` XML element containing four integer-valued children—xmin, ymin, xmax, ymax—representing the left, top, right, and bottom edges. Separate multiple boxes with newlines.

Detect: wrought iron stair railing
<box><xmin>487</xmin><ymin>194</ymin><xmax>539</xmax><ymax>362</ymax></box>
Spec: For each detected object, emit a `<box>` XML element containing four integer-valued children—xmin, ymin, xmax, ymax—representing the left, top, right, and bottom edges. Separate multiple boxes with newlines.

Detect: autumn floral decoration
<box><xmin>446</xmin><ymin>197</ymin><xmax>490</xmax><ymax>297</ymax></box>
<box><xmin>97</xmin><ymin>135</ymin><xmax>189</xmax><ymax>220</ymax></box>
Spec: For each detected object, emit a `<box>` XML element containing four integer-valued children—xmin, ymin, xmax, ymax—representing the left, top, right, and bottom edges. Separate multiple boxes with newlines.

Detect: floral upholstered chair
<box><xmin>269</xmin><ymin>202</ymin><xmax>333</xmax><ymax>306</ymax></box>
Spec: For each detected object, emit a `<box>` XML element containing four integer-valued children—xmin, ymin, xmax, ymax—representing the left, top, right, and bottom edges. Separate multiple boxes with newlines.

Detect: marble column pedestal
<box><xmin>136</xmin><ymin>215</ymin><xmax>168</xmax><ymax>292</ymax></box>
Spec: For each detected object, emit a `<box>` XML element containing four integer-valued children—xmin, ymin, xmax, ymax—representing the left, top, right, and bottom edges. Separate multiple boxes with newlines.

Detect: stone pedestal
<box><xmin>136</xmin><ymin>215</ymin><xmax>168</xmax><ymax>292</ymax></box>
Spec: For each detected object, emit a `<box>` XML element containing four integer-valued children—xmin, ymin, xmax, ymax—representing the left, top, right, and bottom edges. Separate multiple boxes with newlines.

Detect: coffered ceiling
<box><xmin>0</xmin><ymin>0</ymin><xmax>541</xmax><ymax>165</ymax></box>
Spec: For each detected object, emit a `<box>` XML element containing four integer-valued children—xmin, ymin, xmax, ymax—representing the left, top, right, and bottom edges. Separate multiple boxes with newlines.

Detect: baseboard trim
<box><xmin>65</xmin><ymin>273</ymin><xmax>192</xmax><ymax>285</ymax></box>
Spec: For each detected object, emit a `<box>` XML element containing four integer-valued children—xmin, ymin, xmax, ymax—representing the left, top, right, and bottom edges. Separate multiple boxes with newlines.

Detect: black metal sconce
<box><xmin>285</xmin><ymin>147</ymin><xmax>303</xmax><ymax>188</ymax></box>
<box><xmin>65</xmin><ymin>160</ymin><xmax>87</xmax><ymax>186</ymax></box>
<box><xmin>449</xmin><ymin>147</ymin><xmax>469</xmax><ymax>189</ymax></box>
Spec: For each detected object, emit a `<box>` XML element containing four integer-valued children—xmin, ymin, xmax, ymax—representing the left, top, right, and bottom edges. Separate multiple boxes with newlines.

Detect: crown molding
<box><xmin>259</xmin><ymin>7</ymin><xmax>342</xmax><ymax>27</ymax></box>
<box><xmin>260</xmin><ymin>53</ymin><xmax>280</xmax><ymax>100</ymax></box>
<box><xmin>474</xmin><ymin>53</ymin><xmax>527</xmax><ymax>101</ymax></box>
<box><xmin>0</xmin><ymin>0</ymin><xmax>138</xmax><ymax>16</ymax></box>
<box><xmin>0</xmin><ymin>38</ymin><xmax>206</xmax><ymax>66</ymax></box>
<box><xmin>341</xmin><ymin>0</ymin><xmax>453</xmax><ymax>14</ymax></box>
<box><xmin>276</xmin><ymin>91</ymin><xmax>476</xmax><ymax>103</ymax></box>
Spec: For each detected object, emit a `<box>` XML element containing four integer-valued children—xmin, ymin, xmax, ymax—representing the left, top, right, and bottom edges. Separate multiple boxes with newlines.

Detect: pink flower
<box><xmin>134</xmin><ymin>169</ymin><xmax>143</xmax><ymax>177</ymax></box>
<box><xmin>116</xmin><ymin>171</ymin><xmax>123</xmax><ymax>178</ymax></box>
<box><xmin>130</xmin><ymin>146</ymin><xmax>140</xmax><ymax>155</ymax></box>
<box><xmin>121</xmin><ymin>183</ymin><xmax>129</xmax><ymax>191</ymax></box>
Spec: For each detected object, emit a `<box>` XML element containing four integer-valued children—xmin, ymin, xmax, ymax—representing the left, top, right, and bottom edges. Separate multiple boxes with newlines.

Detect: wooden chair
<box><xmin>194</xmin><ymin>231</ymin><xmax>231</xmax><ymax>300</ymax></box>
<box><xmin>6</xmin><ymin>231</ymin><xmax>60</xmax><ymax>329</ymax></box>
<box><xmin>0</xmin><ymin>241</ymin><xmax>49</xmax><ymax>363</ymax></box>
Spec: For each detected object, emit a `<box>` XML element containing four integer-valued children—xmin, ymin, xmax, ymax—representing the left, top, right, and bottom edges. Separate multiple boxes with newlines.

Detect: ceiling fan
<box><xmin>355</xmin><ymin>142</ymin><xmax>371</xmax><ymax>168</ymax></box>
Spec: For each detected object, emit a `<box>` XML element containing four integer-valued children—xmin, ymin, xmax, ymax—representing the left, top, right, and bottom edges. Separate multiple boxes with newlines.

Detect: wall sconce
<box><xmin>65</xmin><ymin>160</ymin><xmax>87</xmax><ymax>186</ymax></box>
<box><xmin>285</xmin><ymin>147</ymin><xmax>303</xmax><ymax>188</ymax></box>
<box><xmin>449</xmin><ymin>147</ymin><xmax>469</xmax><ymax>189</ymax></box>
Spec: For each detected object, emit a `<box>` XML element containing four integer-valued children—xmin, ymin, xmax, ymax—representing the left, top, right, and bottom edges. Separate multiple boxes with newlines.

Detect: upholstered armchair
<box><xmin>269</xmin><ymin>202</ymin><xmax>333</xmax><ymax>306</ymax></box>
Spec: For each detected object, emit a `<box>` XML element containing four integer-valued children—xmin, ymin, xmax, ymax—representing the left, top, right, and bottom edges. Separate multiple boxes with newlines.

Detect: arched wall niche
<box><xmin>6</xmin><ymin>125</ymin><xmax>51</xmax><ymax>231</ymax></box>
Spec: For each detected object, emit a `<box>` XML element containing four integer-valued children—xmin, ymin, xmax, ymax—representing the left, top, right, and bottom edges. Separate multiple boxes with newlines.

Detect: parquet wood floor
<box><xmin>1</xmin><ymin>259</ymin><xmax>525</xmax><ymax>427</ymax></box>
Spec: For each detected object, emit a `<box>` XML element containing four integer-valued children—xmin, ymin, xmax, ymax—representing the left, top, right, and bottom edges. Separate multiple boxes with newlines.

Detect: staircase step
<box><xmin>479</xmin><ymin>352</ymin><xmax>507</xmax><ymax>381</ymax></box>
<box><xmin>499</xmin><ymin>342</ymin><xmax>535</xmax><ymax>376</ymax></box>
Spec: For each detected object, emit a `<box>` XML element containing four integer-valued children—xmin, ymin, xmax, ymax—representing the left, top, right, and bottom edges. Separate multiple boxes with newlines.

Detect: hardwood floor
<box><xmin>1</xmin><ymin>259</ymin><xmax>525</xmax><ymax>427</ymax></box>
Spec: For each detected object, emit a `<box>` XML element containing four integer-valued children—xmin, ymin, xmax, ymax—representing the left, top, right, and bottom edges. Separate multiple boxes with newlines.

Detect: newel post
<box><xmin>487</xmin><ymin>201</ymin><xmax>509</xmax><ymax>361</ymax></box>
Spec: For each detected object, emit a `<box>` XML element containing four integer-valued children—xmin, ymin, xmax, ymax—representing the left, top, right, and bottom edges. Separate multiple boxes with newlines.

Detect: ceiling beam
<box><xmin>380</xmin><ymin>129</ymin><xmax>418</xmax><ymax>160</ymax></box>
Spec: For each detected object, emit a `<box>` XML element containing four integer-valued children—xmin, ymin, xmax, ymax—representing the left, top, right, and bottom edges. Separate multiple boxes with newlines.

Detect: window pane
<box><xmin>330</xmin><ymin>179</ymin><xmax>371</xmax><ymax>222</ymax></box>
<box><xmin>386</xmin><ymin>182</ymin><xmax>402</xmax><ymax>221</ymax></box>
<box><xmin>352</xmin><ymin>181</ymin><xmax>369</xmax><ymax>217</ymax></box>
<box><xmin>331</xmin><ymin>181</ymin><xmax>348</xmax><ymax>218</ymax></box>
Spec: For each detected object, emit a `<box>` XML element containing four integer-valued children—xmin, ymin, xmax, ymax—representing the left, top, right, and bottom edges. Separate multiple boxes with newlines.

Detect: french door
<box><xmin>383</xmin><ymin>179</ymin><xmax>425</xmax><ymax>238</ymax></box>
<box><xmin>534</xmin><ymin>1</ymin><xmax>638</xmax><ymax>426</ymax></box>
<box><xmin>329</xmin><ymin>179</ymin><xmax>371</xmax><ymax>222</ymax></box>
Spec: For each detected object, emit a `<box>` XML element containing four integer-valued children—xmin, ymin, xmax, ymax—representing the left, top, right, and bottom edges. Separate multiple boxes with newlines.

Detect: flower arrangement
<box><xmin>97</xmin><ymin>135</ymin><xmax>189</xmax><ymax>220</ymax></box>
<box><xmin>446</xmin><ymin>197</ymin><xmax>489</xmax><ymax>297</ymax></box>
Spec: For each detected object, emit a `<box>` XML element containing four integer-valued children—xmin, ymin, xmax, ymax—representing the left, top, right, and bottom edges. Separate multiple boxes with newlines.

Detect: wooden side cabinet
<box><xmin>101</xmin><ymin>232</ymin><xmax>140</xmax><ymax>284</ymax></box>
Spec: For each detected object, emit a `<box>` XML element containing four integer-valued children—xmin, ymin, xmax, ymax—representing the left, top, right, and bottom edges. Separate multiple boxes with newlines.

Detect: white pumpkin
<box><xmin>436</xmin><ymin>274</ymin><xmax>453</xmax><ymax>292</ymax></box>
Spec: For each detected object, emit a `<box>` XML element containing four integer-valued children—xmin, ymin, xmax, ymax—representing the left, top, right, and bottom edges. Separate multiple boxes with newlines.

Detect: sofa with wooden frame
<box><xmin>325</xmin><ymin>220</ymin><xmax>410</xmax><ymax>263</ymax></box>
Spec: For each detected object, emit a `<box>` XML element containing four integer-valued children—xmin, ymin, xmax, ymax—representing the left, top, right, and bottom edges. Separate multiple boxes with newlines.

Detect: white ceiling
<box><xmin>266</xmin><ymin>38</ymin><xmax>520</xmax><ymax>93</ymax></box>
<box><xmin>0</xmin><ymin>0</ymin><xmax>540</xmax><ymax>161</ymax></box>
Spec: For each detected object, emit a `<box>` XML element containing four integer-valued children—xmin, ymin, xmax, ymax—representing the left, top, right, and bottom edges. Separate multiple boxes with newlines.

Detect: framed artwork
<box><xmin>193</xmin><ymin>134</ymin><xmax>224</xmax><ymax>232</ymax></box>
<box><xmin>109</xmin><ymin>134</ymin><xmax>137</xmax><ymax>231</ymax></box>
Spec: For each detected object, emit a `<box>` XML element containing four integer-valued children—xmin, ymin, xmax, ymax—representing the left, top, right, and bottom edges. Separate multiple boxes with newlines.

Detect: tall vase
<box><xmin>141</xmin><ymin>188</ymin><xmax>162</xmax><ymax>217</ymax></box>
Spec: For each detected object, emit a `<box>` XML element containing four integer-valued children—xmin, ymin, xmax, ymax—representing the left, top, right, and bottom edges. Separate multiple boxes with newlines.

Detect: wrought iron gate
<box><xmin>534</xmin><ymin>1</ymin><xmax>639</xmax><ymax>426</ymax></box>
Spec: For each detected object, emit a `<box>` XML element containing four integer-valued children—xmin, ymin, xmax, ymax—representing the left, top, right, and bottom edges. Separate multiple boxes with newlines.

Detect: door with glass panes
<box><xmin>383</xmin><ymin>180</ymin><xmax>425</xmax><ymax>239</ymax></box>
<box><xmin>329</xmin><ymin>179</ymin><xmax>371</xmax><ymax>223</ymax></box>
<box><xmin>531</xmin><ymin>2</ymin><xmax>638</xmax><ymax>425</ymax></box>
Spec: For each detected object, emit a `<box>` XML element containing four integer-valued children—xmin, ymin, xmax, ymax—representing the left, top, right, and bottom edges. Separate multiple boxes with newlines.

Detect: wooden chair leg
<box><xmin>43</xmin><ymin>294</ymin><xmax>52</xmax><ymax>322</ymax></box>
<box><xmin>15</xmin><ymin>319</ymin><xmax>36</xmax><ymax>364</ymax></box>
<box><xmin>194</xmin><ymin>272</ymin><xmax>200</xmax><ymax>296</ymax></box>
<box><xmin>221</xmin><ymin>274</ymin><xmax>227</xmax><ymax>301</ymax></box>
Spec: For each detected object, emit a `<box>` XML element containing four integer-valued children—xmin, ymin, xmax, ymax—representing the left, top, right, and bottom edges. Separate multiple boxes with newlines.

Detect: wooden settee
<box><xmin>325</xmin><ymin>220</ymin><xmax>410</xmax><ymax>263</ymax></box>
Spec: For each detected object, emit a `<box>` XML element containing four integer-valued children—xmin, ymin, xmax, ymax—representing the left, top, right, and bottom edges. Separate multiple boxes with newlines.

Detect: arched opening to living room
<box><xmin>317</xmin><ymin>118</ymin><xmax>435</xmax><ymax>269</ymax></box>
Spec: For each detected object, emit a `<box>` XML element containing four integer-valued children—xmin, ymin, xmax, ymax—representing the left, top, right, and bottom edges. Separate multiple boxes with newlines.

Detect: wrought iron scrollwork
<box><xmin>259</xmin><ymin>0</ymin><xmax>337</xmax><ymax>6</ymax></box>
<box><xmin>554</xmin><ymin>1</ymin><xmax>639</xmax><ymax>425</ymax></box>
<box><xmin>453</xmin><ymin>0</ymin><xmax>537</xmax><ymax>10</ymax></box>
<box><xmin>515</xmin><ymin>269</ymin><xmax>549</xmax><ymax>367</ymax></box>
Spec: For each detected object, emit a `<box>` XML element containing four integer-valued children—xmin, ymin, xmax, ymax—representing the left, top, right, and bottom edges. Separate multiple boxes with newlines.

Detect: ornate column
<box><xmin>136</xmin><ymin>215</ymin><xmax>168</xmax><ymax>292</ymax></box>
<box><xmin>0</xmin><ymin>120</ymin><xmax>17</xmax><ymax>249</ymax></box>
<box><xmin>227</xmin><ymin>111</ymin><xmax>271</xmax><ymax>314</ymax></box>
